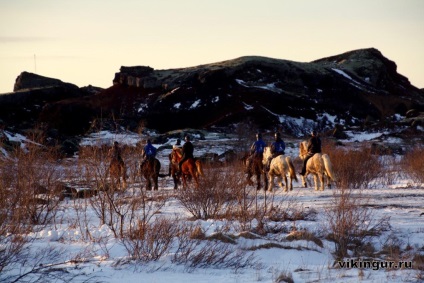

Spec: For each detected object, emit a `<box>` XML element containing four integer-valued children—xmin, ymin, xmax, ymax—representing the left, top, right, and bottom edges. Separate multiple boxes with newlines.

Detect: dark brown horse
<box><xmin>170</xmin><ymin>148</ymin><xmax>203</xmax><ymax>189</ymax></box>
<box><xmin>139</xmin><ymin>158</ymin><xmax>163</xmax><ymax>191</ymax></box>
<box><xmin>243</xmin><ymin>153</ymin><xmax>267</xmax><ymax>190</ymax></box>
<box><xmin>109</xmin><ymin>157</ymin><xmax>127</xmax><ymax>190</ymax></box>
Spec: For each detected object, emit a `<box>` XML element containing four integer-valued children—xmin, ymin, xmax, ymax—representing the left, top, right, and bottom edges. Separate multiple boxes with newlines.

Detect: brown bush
<box><xmin>324</xmin><ymin>187</ymin><xmax>390</xmax><ymax>260</ymax></box>
<box><xmin>325</xmin><ymin>143</ymin><xmax>383</xmax><ymax>189</ymax></box>
<box><xmin>401</xmin><ymin>146</ymin><xmax>424</xmax><ymax>184</ymax></box>
<box><xmin>175</xmin><ymin>164</ymin><xmax>245</xmax><ymax>220</ymax></box>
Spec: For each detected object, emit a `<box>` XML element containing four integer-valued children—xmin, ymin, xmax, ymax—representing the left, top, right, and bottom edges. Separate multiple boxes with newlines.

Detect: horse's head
<box><xmin>262</xmin><ymin>147</ymin><xmax>271</xmax><ymax>164</ymax></box>
<box><xmin>299</xmin><ymin>141</ymin><xmax>308</xmax><ymax>160</ymax></box>
<box><xmin>171</xmin><ymin>148</ymin><xmax>182</xmax><ymax>163</ymax></box>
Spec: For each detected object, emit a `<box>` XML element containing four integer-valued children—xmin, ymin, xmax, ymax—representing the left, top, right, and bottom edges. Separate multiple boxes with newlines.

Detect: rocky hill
<box><xmin>1</xmin><ymin>48</ymin><xmax>424</xmax><ymax>152</ymax></box>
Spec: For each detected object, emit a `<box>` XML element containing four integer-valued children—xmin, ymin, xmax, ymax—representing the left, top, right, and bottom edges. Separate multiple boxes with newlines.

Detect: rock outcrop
<box><xmin>13</xmin><ymin>71</ymin><xmax>79</xmax><ymax>92</ymax></box>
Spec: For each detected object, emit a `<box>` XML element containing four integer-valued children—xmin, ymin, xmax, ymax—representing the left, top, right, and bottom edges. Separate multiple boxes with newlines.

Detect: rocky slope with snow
<box><xmin>1</xmin><ymin>48</ymin><xmax>424</xmax><ymax>153</ymax></box>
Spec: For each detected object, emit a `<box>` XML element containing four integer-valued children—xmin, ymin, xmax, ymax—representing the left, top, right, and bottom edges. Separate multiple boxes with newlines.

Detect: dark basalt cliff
<box><xmin>2</xmin><ymin>48</ymin><xmax>424</xmax><ymax>141</ymax></box>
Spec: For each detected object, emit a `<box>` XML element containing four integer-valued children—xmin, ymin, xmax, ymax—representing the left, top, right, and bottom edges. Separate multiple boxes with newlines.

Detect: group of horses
<box><xmin>245</xmin><ymin>141</ymin><xmax>336</xmax><ymax>192</ymax></box>
<box><xmin>108</xmin><ymin>146</ymin><xmax>203</xmax><ymax>191</ymax></box>
<box><xmin>109</xmin><ymin>140</ymin><xmax>336</xmax><ymax>192</ymax></box>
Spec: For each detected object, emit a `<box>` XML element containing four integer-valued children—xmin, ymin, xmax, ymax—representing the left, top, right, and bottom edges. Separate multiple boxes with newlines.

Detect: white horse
<box><xmin>299</xmin><ymin>141</ymin><xmax>336</xmax><ymax>191</ymax></box>
<box><xmin>263</xmin><ymin>147</ymin><xmax>298</xmax><ymax>192</ymax></box>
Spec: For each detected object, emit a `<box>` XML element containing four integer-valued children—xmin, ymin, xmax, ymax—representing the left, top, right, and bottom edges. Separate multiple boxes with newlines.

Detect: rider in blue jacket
<box><xmin>246</xmin><ymin>133</ymin><xmax>266</xmax><ymax>172</ymax></box>
<box><xmin>141</xmin><ymin>139</ymin><xmax>157</xmax><ymax>166</ymax></box>
<box><xmin>266</xmin><ymin>132</ymin><xmax>285</xmax><ymax>171</ymax></box>
<box><xmin>250</xmin><ymin>133</ymin><xmax>266</xmax><ymax>157</ymax></box>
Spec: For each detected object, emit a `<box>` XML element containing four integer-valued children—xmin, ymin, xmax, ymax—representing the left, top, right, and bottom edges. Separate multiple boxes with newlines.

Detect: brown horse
<box><xmin>299</xmin><ymin>141</ymin><xmax>336</xmax><ymax>191</ymax></box>
<box><xmin>170</xmin><ymin>148</ymin><xmax>203</xmax><ymax>189</ymax></box>
<box><xmin>243</xmin><ymin>153</ymin><xmax>267</xmax><ymax>190</ymax></box>
<box><xmin>139</xmin><ymin>158</ymin><xmax>163</xmax><ymax>191</ymax></box>
<box><xmin>109</xmin><ymin>157</ymin><xmax>127</xmax><ymax>190</ymax></box>
<box><xmin>262</xmin><ymin>147</ymin><xmax>297</xmax><ymax>192</ymax></box>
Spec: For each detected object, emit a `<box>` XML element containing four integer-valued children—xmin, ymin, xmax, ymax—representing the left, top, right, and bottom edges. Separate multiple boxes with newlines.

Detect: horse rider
<box><xmin>178</xmin><ymin>135</ymin><xmax>194</xmax><ymax>173</ymax></box>
<box><xmin>109</xmin><ymin>141</ymin><xmax>124</xmax><ymax>164</ymax></box>
<box><xmin>265</xmin><ymin>132</ymin><xmax>286</xmax><ymax>171</ymax></box>
<box><xmin>300</xmin><ymin>130</ymin><xmax>322</xmax><ymax>176</ymax></box>
<box><xmin>173</xmin><ymin>138</ymin><xmax>182</xmax><ymax>149</ymax></box>
<box><xmin>141</xmin><ymin>139</ymin><xmax>157</xmax><ymax>166</ymax></box>
<box><xmin>246</xmin><ymin>132</ymin><xmax>266</xmax><ymax>172</ymax></box>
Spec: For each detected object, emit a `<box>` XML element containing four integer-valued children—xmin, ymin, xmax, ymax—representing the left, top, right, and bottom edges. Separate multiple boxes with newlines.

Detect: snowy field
<box><xmin>2</xmin><ymin>129</ymin><xmax>424</xmax><ymax>283</ymax></box>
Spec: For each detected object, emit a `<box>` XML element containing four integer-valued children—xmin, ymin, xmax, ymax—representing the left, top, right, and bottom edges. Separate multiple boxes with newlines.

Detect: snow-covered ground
<box><xmin>2</xmin><ymin>129</ymin><xmax>424</xmax><ymax>283</ymax></box>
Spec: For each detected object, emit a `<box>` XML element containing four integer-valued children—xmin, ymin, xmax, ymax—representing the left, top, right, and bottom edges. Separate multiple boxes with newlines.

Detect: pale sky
<box><xmin>1</xmin><ymin>0</ymin><xmax>423</xmax><ymax>93</ymax></box>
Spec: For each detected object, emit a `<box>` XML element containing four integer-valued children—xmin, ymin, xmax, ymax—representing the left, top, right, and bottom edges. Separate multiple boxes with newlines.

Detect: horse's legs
<box><xmin>320</xmin><ymin>173</ymin><xmax>325</xmax><ymax>191</ymax></box>
<box><xmin>190</xmin><ymin>167</ymin><xmax>199</xmax><ymax>188</ymax></box>
<box><xmin>181</xmin><ymin>174</ymin><xmax>188</xmax><ymax>189</ymax></box>
<box><xmin>301</xmin><ymin>174</ymin><xmax>307</xmax><ymax>188</ymax></box>
<box><xmin>256</xmin><ymin>172</ymin><xmax>261</xmax><ymax>190</ymax></box>
<box><xmin>283</xmin><ymin>175</ymin><xmax>289</xmax><ymax>192</ymax></box>
<box><xmin>325</xmin><ymin>174</ymin><xmax>332</xmax><ymax>189</ymax></box>
<box><xmin>267</xmin><ymin>171</ymin><xmax>273</xmax><ymax>191</ymax></box>
<box><xmin>146</xmin><ymin>177</ymin><xmax>152</xmax><ymax>191</ymax></box>
<box><xmin>170</xmin><ymin>165</ymin><xmax>179</xmax><ymax>190</ymax></box>
<box><xmin>172</xmin><ymin>174</ymin><xmax>179</xmax><ymax>190</ymax></box>
<box><xmin>313</xmin><ymin>175</ymin><xmax>319</xmax><ymax>191</ymax></box>
<box><xmin>154</xmin><ymin>176</ymin><xmax>159</xmax><ymax>191</ymax></box>
<box><xmin>288</xmin><ymin>177</ymin><xmax>293</xmax><ymax>191</ymax></box>
<box><xmin>120</xmin><ymin>164</ymin><xmax>127</xmax><ymax>190</ymax></box>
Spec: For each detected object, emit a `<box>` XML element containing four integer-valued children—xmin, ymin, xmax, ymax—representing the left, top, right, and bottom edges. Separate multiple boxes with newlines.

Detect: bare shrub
<box><xmin>122</xmin><ymin>217</ymin><xmax>177</xmax><ymax>262</ymax></box>
<box><xmin>326</xmin><ymin>144</ymin><xmax>383</xmax><ymax>189</ymax></box>
<box><xmin>1</xmin><ymin>245</ymin><xmax>97</xmax><ymax>283</ymax></box>
<box><xmin>324</xmin><ymin>187</ymin><xmax>391</xmax><ymax>260</ymax></box>
<box><xmin>401</xmin><ymin>146</ymin><xmax>424</xmax><ymax>184</ymax></box>
<box><xmin>77</xmin><ymin>142</ymin><xmax>168</xmax><ymax>238</ymax></box>
<box><xmin>3</xmin><ymin>138</ymin><xmax>64</xmax><ymax>226</ymax></box>
<box><xmin>175</xmin><ymin>165</ymin><xmax>243</xmax><ymax>220</ymax></box>
<box><xmin>0</xmin><ymin>151</ymin><xmax>92</xmax><ymax>282</ymax></box>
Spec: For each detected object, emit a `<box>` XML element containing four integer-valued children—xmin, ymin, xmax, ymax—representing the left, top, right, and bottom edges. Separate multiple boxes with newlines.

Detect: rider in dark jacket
<box><xmin>178</xmin><ymin>135</ymin><xmax>194</xmax><ymax>172</ymax></box>
<box><xmin>300</xmin><ymin>130</ymin><xmax>322</xmax><ymax>176</ymax></box>
<box><xmin>266</xmin><ymin>132</ymin><xmax>285</xmax><ymax>171</ymax></box>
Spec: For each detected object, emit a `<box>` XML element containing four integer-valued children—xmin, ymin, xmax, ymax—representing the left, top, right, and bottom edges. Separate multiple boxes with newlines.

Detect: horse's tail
<box><xmin>322</xmin><ymin>154</ymin><xmax>336</xmax><ymax>182</ymax></box>
<box><xmin>285</xmin><ymin>156</ymin><xmax>298</xmax><ymax>182</ymax></box>
<box><xmin>195</xmin><ymin>159</ymin><xmax>204</xmax><ymax>177</ymax></box>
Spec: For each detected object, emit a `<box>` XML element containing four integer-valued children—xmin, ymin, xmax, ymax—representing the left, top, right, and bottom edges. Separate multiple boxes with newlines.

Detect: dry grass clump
<box><xmin>286</xmin><ymin>230</ymin><xmax>323</xmax><ymax>248</ymax></box>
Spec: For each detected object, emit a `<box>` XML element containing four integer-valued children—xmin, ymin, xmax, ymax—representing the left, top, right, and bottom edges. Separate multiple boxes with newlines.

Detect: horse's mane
<box><xmin>173</xmin><ymin>147</ymin><xmax>182</xmax><ymax>156</ymax></box>
<box><xmin>171</xmin><ymin>147</ymin><xmax>183</xmax><ymax>163</ymax></box>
